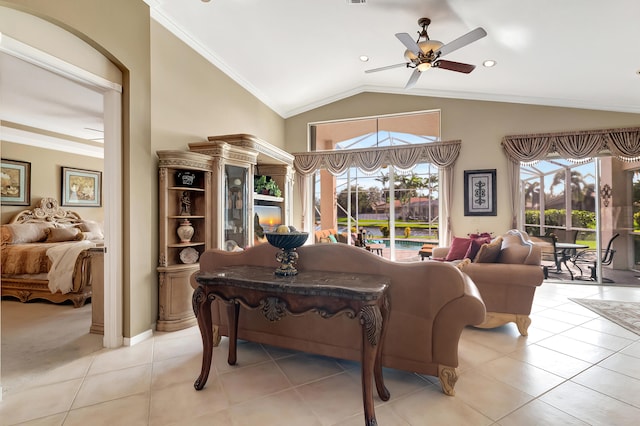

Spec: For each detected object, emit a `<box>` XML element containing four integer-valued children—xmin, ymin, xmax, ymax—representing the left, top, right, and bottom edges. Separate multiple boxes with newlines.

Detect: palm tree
<box><xmin>523</xmin><ymin>180</ymin><xmax>540</xmax><ymax>209</ymax></box>
<box><xmin>550</xmin><ymin>170</ymin><xmax>587</xmax><ymax>210</ymax></box>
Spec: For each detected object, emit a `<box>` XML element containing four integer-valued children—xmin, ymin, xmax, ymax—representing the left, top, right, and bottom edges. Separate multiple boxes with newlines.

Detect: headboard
<box><xmin>9</xmin><ymin>197</ymin><xmax>83</xmax><ymax>225</ymax></box>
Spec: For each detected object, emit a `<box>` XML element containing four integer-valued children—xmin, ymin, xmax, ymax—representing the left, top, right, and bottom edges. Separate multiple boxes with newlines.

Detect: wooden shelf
<box><xmin>169</xmin><ymin>186</ymin><xmax>205</xmax><ymax>192</ymax></box>
<box><xmin>168</xmin><ymin>215</ymin><xmax>205</xmax><ymax>219</ymax></box>
<box><xmin>168</xmin><ymin>242</ymin><xmax>205</xmax><ymax>248</ymax></box>
<box><xmin>254</xmin><ymin>193</ymin><xmax>284</xmax><ymax>203</ymax></box>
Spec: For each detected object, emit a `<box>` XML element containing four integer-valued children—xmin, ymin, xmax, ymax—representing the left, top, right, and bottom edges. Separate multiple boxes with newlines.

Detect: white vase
<box><xmin>177</xmin><ymin>219</ymin><xmax>194</xmax><ymax>243</ymax></box>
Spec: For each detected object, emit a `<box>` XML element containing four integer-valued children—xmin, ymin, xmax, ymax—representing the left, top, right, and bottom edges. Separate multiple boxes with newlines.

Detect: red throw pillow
<box><xmin>464</xmin><ymin>238</ymin><xmax>485</xmax><ymax>261</ymax></box>
<box><xmin>469</xmin><ymin>232</ymin><xmax>492</xmax><ymax>240</ymax></box>
<box><xmin>445</xmin><ymin>237</ymin><xmax>472</xmax><ymax>261</ymax></box>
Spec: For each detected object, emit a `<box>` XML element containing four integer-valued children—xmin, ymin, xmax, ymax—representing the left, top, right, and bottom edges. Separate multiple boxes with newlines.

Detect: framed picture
<box><xmin>62</xmin><ymin>167</ymin><xmax>102</xmax><ymax>207</ymax></box>
<box><xmin>464</xmin><ymin>169</ymin><xmax>497</xmax><ymax>216</ymax></box>
<box><xmin>1</xmin><ymin>159</ymin><xmax>31</xmax><ymax>206</ymax></box>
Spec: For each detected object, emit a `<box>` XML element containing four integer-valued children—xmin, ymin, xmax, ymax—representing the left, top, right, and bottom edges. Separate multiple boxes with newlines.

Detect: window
<box><xmin>521</xmin><ymin>159</ymin><xmax>596</xmax><ymax>244</ymax></box>
<box><xmin>310</xmin><ymin>110</ymin><xmax>441</xmax><ymax>260</ymax></box>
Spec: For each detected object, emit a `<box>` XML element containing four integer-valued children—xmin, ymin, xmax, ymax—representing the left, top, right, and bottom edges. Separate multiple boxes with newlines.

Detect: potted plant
<box><xmin>254</xmin><ymin>175</ymin><xmax>282</xmax><ymax>197</ymax></box>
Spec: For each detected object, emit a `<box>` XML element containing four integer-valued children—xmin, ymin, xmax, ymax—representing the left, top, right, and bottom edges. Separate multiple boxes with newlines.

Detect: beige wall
<box><xmin>0</xmin><ymin>142</ymin><xmax>104</xmax><ymax>223</ymax></box>
<box><xmin>284</xmin><ymin>93</ymin><xmax>640</xmax><ymax>237</ymax></box>
<box><xmin>150</xmin><ymin>21</ymin><xmax>285</xmax><ymax>152</ymax></box>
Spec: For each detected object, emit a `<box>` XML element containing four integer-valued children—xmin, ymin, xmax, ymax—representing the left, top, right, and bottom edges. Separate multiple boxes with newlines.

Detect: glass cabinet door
<box><xmin>224</xmin><ymin>165</ymin><xmax>248</xmax><ymax>250</ymax></box>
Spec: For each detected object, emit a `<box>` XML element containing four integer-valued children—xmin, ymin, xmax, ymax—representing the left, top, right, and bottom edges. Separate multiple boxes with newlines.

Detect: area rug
<box><xmin>570</xmin><ymin>298</ymin><xmax>640</xmax><ymax>336</ymax></box>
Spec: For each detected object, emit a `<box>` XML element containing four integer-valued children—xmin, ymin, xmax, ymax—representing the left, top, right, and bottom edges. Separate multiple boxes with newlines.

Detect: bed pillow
<box><xmin>474</xmin><ymin>237</ymin><xmax>504</xmax><ymax>263</ymax></box>
<box><xmin>76</xmin><ymin>220</ymin><xmax>104</xmax><ymax>240</ymax></box>
<box><xmin>45</xmin><ymin>226</ymin><xmax>82</xmax><ymax>243</ymax></box>
<box><xmin>79</xmin><ymin>231</ymin><xmax>104</xmax><ymax>241</ymax></box>
<box><xmin>1</xmin><ymin>223</ymin><xmax>55</xmax><ymax>244</ymax></box>
<box><xmin>445</xmin><ymin>237</ymin><xmax>472</xmax><ymax>261</ymax></box>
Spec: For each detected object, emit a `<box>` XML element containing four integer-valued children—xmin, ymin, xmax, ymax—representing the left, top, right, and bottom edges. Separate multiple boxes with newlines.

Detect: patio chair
<box><xmin>529</xmin><ymin>234</ymin><xmax>560</xmax><ymax>279</ymax></box>
<box><xmin>571</xmin><ymin>233</ymin><xmax>620</xmax><ymax>282</ymax></box>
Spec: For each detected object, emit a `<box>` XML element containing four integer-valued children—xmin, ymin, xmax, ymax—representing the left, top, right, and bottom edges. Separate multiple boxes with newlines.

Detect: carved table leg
<box><xmin>374</xmin><ymin>296</ymin><xmax>390</xmax><ymax>401</ymax></box>
<box><xmin>360</xmin><ymin>304</ymin><xmax>383</xmax><ymax>426</ymax></box>
<box><xmin>193</xmin><ymin>287</ymin><xmax>213</xmax><ymax>390</ymax></box>
<box><xmin>226</xmin><ymin>301</ymin><xmax>240</xmax><ymax>365</ymax></box>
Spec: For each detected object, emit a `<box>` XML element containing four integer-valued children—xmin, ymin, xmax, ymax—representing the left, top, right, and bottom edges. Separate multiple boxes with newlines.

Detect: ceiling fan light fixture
<box><xmin>419</xmin><ymin>40</ymin><xmax>443</xmax><ymax>55</ymax></box>
<box><xmin>404</xmin><ymin>49</ymin><xmax>418</xmax><ymax>61</ymax></box>
<box><xmin>417</xmin><ymin>62</ymin><xmax>431</xmax><ymax>72</ymax></box>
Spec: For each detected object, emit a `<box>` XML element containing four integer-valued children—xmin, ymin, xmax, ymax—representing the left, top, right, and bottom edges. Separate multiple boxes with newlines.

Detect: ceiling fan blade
<box><xmin>395</xmin><ymin>32</ymin><xmax>420</xmax><ymax>55</ymax></box>
<box><xmin>365</xmin><ymin>63</ymin><xmax>408</xmax><ymax>74</ymax></box>
<box><xmin>436</xmin><ymin>27</ymin><xmax>487</xmax><ymax>57</ymax></box>
<box><xmin>404</xmin><ymin>68</ymin><xmax>422</xmax><ymax>89</ymax></box>
<box><xmin>434</xmin><ymin>60</ymin><xmax>476</xmax><ymax>73</ymax></box>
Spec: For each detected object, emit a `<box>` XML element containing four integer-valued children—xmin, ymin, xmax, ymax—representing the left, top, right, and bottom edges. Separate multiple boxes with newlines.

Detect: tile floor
<box><xmin>2</xmin><ymin>280</ymin><xmax>640</xmax><ymax>425</ymax></box>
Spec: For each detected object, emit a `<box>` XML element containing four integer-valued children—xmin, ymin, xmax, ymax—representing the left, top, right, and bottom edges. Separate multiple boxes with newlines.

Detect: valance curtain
<box><xmin>502</xmin><ymin>127</ymin><xmax>640</xmax><ymax>164</ymax></box>
<box><xmin>292</xmin><ymin>140</ymin><xmax>461</xmax><ymax>176</ymax></box>
<box><xmin>293</xmin><ymin>140</ymin><xmax>461</xmax><ymax>245</ymax></box>
<box><xmin>501</xmin><ymin>126</ymin><xmax>640</xmax><ymax>229</ymax></box>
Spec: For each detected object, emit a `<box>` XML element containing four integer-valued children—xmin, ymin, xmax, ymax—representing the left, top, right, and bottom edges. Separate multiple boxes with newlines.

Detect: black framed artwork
<box><xmin>464</xmin><ymin>169</ymin><xmax>496</xmax><ymax>216</ymax></box>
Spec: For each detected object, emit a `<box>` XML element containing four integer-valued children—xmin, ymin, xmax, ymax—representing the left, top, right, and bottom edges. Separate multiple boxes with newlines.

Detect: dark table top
<box><xmin>195</xmin><ymin>265</ymin><xmax>389</xmax><ymax>301</ymax></box>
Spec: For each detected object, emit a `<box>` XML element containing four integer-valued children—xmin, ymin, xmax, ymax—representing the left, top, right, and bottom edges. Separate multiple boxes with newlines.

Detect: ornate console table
<box><xmin>192</xmin><ymin>265</ymin><xmax>391</xmax><ymax>426</ymax></box>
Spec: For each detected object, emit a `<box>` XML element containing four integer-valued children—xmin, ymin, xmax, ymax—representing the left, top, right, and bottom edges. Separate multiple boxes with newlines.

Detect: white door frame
<box><xmin>0</xmin><ymin>34</ymin><xmax>124</xmax><ymax>348</ymax></box>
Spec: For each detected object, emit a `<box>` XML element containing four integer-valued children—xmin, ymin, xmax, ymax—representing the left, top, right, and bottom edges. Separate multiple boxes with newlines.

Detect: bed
<box><xmin>1</xmin><ymin>197</ymin><xmax>104</xmax><ymax>310</ymax></box>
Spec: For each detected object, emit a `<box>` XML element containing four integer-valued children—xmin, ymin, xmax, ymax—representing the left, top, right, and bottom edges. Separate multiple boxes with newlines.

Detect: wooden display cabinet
<box><xmin>189</xmin><ymin>134</ymin><xmax>294</xmax><ymax>250</ymax></box>
<box><xmin>155</xmin><ymin>136</ymin><xmax>292</xmax><ymax>332</ymax></box>
<box><xmin>157</xmin><ymin>150</ymin><xmax>212</xmax><ymax>331</ymax></box>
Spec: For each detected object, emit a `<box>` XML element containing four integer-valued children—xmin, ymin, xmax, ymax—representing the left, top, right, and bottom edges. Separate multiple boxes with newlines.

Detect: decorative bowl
<box><xmin>265</xmin><ymin>232</ymin><xmax>309</xmax><ymax>250</ymax></box>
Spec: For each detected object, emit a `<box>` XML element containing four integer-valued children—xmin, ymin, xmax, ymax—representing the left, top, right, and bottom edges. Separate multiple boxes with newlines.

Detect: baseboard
<box><xmin>123</xmin><ymin>328</ymin><xmax>153</xmax><ymax>346</ymax></box>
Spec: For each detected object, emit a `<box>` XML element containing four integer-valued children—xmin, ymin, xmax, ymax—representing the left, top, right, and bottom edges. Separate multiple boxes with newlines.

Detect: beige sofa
<box><xmin>432</xmin><ymin>230</ymin><xmax>545</xmax><ymax>336</ymax></box>
<box><xmin>193</xmin><ymin>242</ymin><xmax>486</xmax><ymax>396</ymax></box>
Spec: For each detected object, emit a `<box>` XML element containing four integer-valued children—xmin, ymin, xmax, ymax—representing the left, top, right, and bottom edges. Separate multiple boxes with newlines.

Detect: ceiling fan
<box><xmin>365</xmin><ymin>18</ymin><xmax>487</xmax><ymax>89</ymax></box>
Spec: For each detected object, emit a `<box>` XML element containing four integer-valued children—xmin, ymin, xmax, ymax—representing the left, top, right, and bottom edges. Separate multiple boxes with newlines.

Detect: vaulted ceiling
<box><xmin>149</xmin><ymin>0</ymin><xmax>640</xmax><ymax>117</ymax></box>
<box><xmin>2</xmin><ymin>1</ymin><xmax>639</xmax><ymax>154</ymax></box>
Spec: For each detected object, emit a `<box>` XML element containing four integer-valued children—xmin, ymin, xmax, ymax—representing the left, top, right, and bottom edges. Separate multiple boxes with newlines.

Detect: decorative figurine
<box><xmin>180</xmin><ymin>191</ymin><xmax>191</xmax><ymax>216</ymax></box>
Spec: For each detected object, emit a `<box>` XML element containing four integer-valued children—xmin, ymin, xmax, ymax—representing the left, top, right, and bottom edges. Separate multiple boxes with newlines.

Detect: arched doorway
<box><xmin>0</xmin><ymin>10</ymin><xmax>124</xmax><ymax>398</ymax></box>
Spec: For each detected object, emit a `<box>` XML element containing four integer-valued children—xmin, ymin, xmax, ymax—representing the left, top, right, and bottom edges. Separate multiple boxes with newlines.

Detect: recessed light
<box><xmin>359</xmin><ymin>55</ymin><xmax>369</xmax><ymax>62</ymax></box>
<box><xmin>483</xmin><ymin>60</ymin><xmax>497</xmax><ymax>67</ymax></box>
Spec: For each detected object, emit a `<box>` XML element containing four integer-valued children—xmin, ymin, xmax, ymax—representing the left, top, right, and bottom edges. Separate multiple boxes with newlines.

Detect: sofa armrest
<box><xmin>432</xmin><ymin>246</ymin><xmax>449</xmax><ymax>258</ymax></box>
<box><xmin>431</xmin><ymin>273</ymin><xmax>485</xmax><ymax>366</ymax></box>
<box><xmin>461</xmin><ymin>263</ymin><xmax>544</xmax><ymax>288</ymax></box>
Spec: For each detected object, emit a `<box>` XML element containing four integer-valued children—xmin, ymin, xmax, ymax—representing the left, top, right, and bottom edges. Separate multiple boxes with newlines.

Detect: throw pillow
<box><xmin>45</xmin><ymin>226</ymin><xmax>82</xmax><ymax>243</ymax></box>
<box><xmin>474</xmin><ymin>236</ymin><xmax>503</xmax><ymax>263</ymax></box>
<box><xmin>499</xmin><ymin>233</ymin><xmax>532</xmax><ymax>264</ymax></box>
<box><xmin>445</xmin><ymin>237</ymin><xmax>472</xmax><ymax>261</ymax></box>
<box><xmin>464</xmin><ymin>238</ymin><xmax>485</xmax><ymax>261</ymax></box>
<box><xmin>328</xmin><ymin>234</ymin><xmax>338</xmax><ymax>243</ymax></box>
<box><xmin>455</xmin><ymin>258</ymin><xmax>472</xmax><ymax>270</ymax></box>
